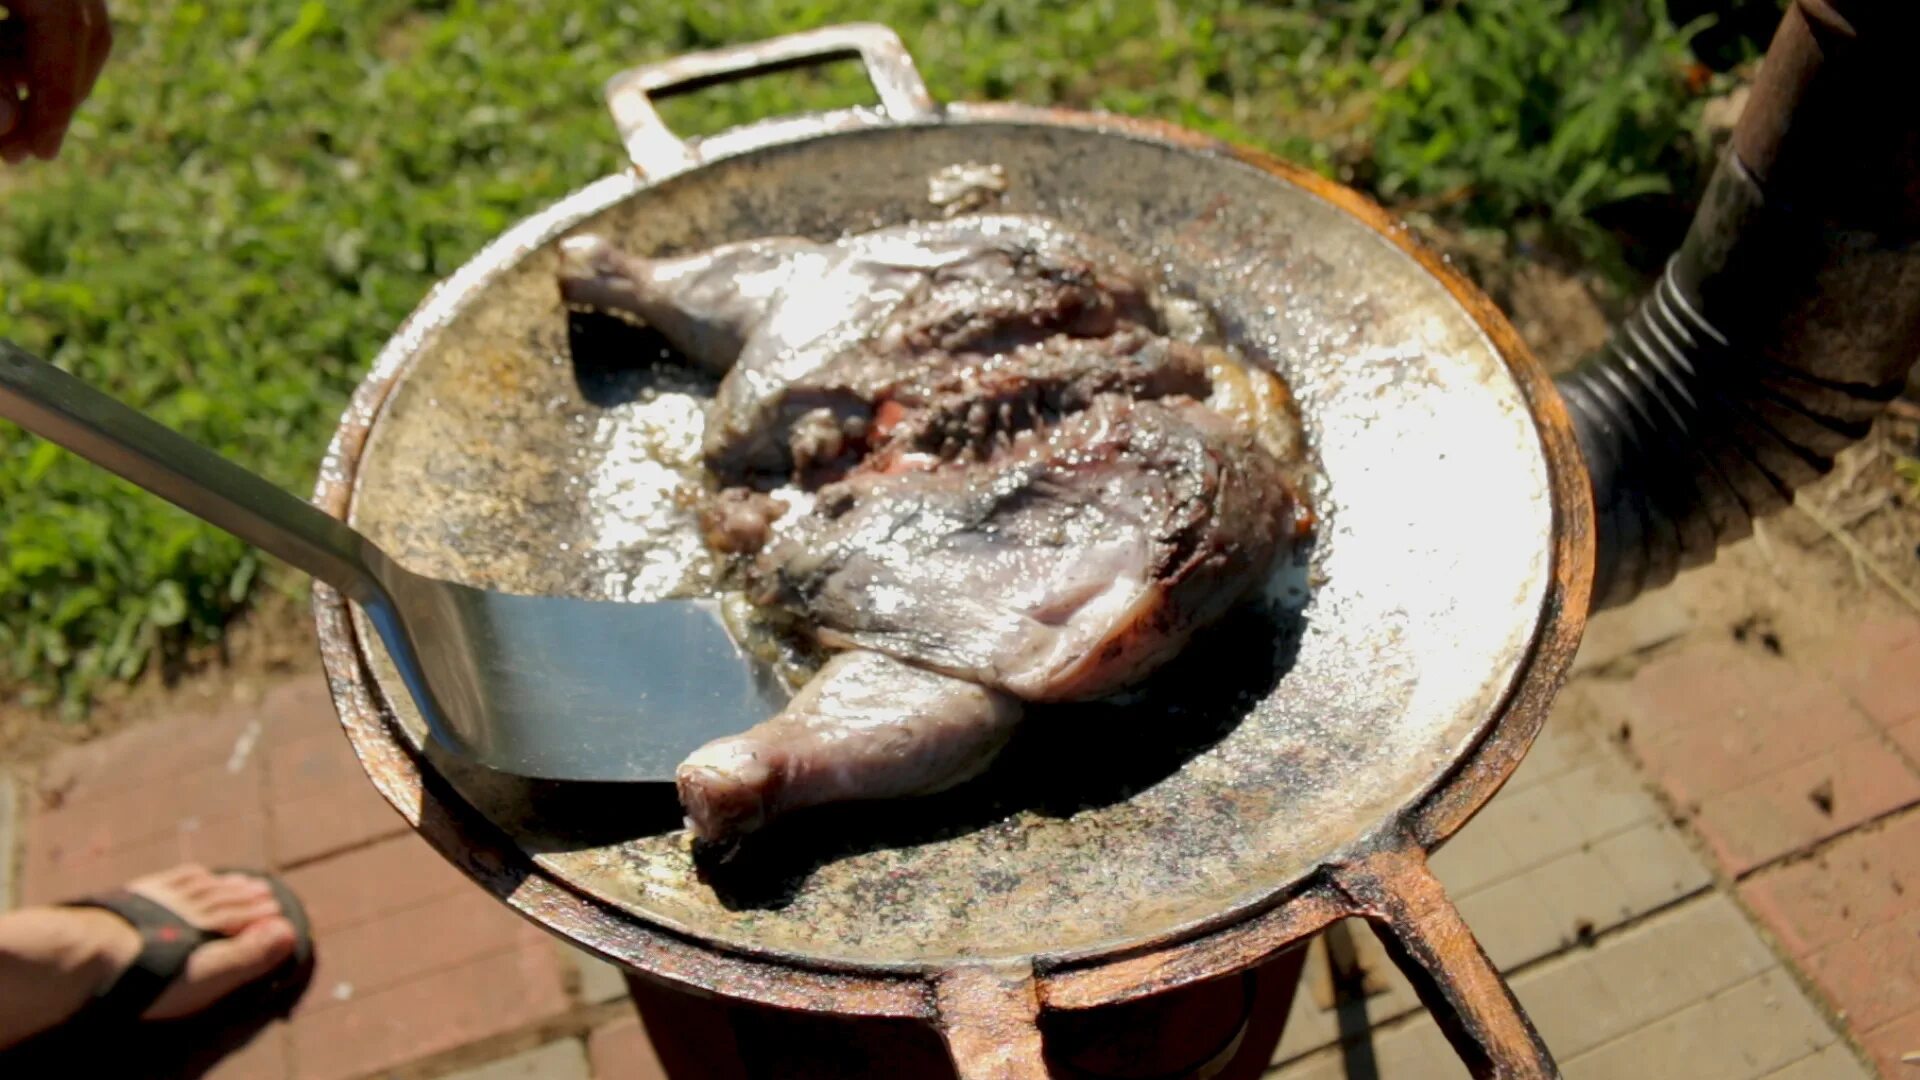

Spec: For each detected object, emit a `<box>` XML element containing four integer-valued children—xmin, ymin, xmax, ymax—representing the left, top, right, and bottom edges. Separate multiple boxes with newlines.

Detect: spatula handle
<box><xmin>0</xmin><ymin>339</ymin><xmax>387</xmax><ymax>602</ymax></box>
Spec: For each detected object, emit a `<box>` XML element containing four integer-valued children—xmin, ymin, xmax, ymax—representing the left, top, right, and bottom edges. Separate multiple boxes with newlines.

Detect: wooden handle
<box><xmin>1334</xmin><ymin>850</ymin><xmax>1560</xmax><ymax>1079</ymax></box>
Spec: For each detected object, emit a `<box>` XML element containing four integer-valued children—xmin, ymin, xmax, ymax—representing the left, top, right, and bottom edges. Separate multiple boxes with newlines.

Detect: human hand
<box><xmin>0</xmin><ymin>0</ymin><xmax>112</xmax><ymax>163</ymax></box>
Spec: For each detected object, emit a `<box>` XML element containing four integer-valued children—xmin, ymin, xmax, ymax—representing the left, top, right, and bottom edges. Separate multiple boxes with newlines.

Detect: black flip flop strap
<box><xmin>63</xmin><ymin>890</ymin><xmax>217</xmax><ymax>1026</ymax></box>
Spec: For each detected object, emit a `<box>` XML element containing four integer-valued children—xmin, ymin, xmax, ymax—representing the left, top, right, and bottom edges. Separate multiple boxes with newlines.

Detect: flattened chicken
<box><xmin>559</xmin><ymin>212</ymin><xmax>1313</xmax><ymax>843</ymax></box>
<box><xmin>560</xmin><ymin>214</ymin><xmax>1167</xmax><ymax>483</ymax></box>
<box><xmin>754</xmin><ymin>395</ymin><xmax>1302</xmax><ymax>702</ymax></box>
<box><xmin>859</xmin><ymin>329</ymin><xmax>1215</xmax><ymax>472</ymax></box>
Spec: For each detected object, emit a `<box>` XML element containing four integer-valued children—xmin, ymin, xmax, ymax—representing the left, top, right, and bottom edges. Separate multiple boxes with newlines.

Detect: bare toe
<box><xmin>199</xmin><ymin>875</ymin><xmax>272</xmax><ymax>909</ymax></box>
<box><xmin>143</xmin><ymin>918</ymin><xmax>298</xmax><ymax>1021</ymax></box>
<box><xmin>131</xmin><ymin>870</ymin><xmax>276</xmax><ymax>933</ymax></box>
<box><xmin>198</xmin><ymin>896</ymin><xmax>284</xmax><ymax>936</ymax></box>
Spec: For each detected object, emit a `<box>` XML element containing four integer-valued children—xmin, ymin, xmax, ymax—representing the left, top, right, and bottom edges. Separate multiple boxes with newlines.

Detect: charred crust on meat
<box><xmin>561</xmin><ymin>212</ymin><xmax>1315</xmax><ymax>843</ymax></box>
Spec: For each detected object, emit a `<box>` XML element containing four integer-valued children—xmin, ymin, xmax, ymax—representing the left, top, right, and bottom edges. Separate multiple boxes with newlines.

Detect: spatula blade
<box><xmin>376</xmin><ymin>584</ymin><xmax>789</xmax><ymax>783</ymax></box>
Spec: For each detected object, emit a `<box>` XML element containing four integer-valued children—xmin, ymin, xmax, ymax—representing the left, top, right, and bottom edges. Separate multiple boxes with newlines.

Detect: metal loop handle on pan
<box><xmin>602</xmin><ymin>23</ymin><xmax>939</xmax><ymax>177</ymax></box>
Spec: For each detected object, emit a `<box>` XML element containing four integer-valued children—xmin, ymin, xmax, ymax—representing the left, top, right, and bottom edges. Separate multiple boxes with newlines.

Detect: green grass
<box><xmin>0</xmin><ymin>0</ymin><xmax>1744</xmax><ymax>710</ymax></box>
<box><xmin>1898</xmin><ymin>457</ymin><xmax>1920</xmax><ymax>504</ymax></box>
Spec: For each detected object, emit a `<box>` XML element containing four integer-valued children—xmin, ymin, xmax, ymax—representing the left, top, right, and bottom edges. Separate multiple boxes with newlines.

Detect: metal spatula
<box><xmin>0</xmin><ymin>341</ymin><xmax>787</xmax><ymax>782</ymax></box>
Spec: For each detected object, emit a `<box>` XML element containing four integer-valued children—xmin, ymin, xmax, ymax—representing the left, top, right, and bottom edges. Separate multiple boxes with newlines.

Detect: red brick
<box><xmin>1854</xmin><ymin>641</ymin><xmax>1920</xmax><ymax>732</ymax></box>
<box><xmin>23</xmin><ymin>751</ymin><xmax>265</xmax><ymax>897</ymax></box>
<box><xmin>1835</xmin><ymin>615</ymin><xmax>1920</xmax><ymax>659</ymax></box>
<box><xmin>1618</xmin><ymin>642</ymin><xmax>1839</xmax><ymax>809</ymax></box>
<box><xmin>203</xmin><ymin>1024</ymin><xmax>291</xmax><ymax>1080</ymax></box>
<box><xmin>1625</xmin><ymin>643</ymin><xmax>1785</xmax><ymax>733</ymax></box>
<box><xmin>294</xmin><ymin>887</ymin><xmax>543</xmax><ymax>1018</ymax></box>
<box><xmin>1827</xmin><ymin>617</ymin><xmax>1920</xmax><ymax>730</ymax></box>
<box><xmin>587</xmin><ymin>1016</ymin><xmax>670</xmax><ymax>1080</ymax></box>
<box><xmin>29</xmin><ymin>755</ymin><xmax>266</xmax><ymax>871</ymax></box>
<box><xmin>267</xmin><ymin>730</ymin><xmax>364</xmax><ymax>805</ymax></box>
<box><xmin>288</xmin><ymin>942</ymin><xmax>569</xmax><ymax>1080</ymax></box>
<box><xmin>263</xmin><ymin>720</ymin><xmax>402</xmax><ymax>865</ymax></box>
<box><xmin>1802</xmin><ymin>909</ymin><xmax>1920</xmax><ymax>1034</ymax></box>
<box><xmin>24</xmin><ymin>812</ymin><xmax>270</xmax><ymax>905</ymax></box>
<box><xmin>1689</xmin><ymin>735</ymin><xmax>1920</xmax><ymax>876</ymax></box>
<box><xmin>268</xmin><ymin>778</ymin><xmax>406</xmax><ymax>866</ymax></box>
<box><xmin>256</xmin><ymin>678</ymin><xmax>344</xmax><ymax>748</ymax></box>
<box><xmin>30</xmin><ymin>676</ymin><xmax>335</xmax><ymax>824</ymax></box>
<box><xmin>1629</xmin><ymin>680</ymin><xmax>1873</xmax><ymax>807</ymax></box>
<box><xmin>1893</xmin><ymin>718</ymin><xmax>1920</xmax><ymax>771</ymax></box>
<box><xmin>14</xmin><ymin>669</ymin><xmax>360</xmax><ymax>890</ymax></box>
<box><xmin>1861</xmin><ymin>1009</ymin><xmax>1920</xmax><ymax>1078</ymax></box>
<box><xmin>43</xmin><ymin>707</ymin><xmax>262</xmax><ymax>804</ymax></box>
<box><xmin>279</xmin><ymin>833</ymin><xmax>471</xmax><ymax>933</ymax></box>
<box><xmin>1739</xmin><ymin>810</ymin><xmax>1920</xmax><ymax>957</ymax></box>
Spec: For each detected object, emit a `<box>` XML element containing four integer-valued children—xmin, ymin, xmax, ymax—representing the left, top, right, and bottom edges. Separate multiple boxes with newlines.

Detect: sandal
<box><xmin>0</xmin><ymin>867</ymin><xmax>315</xmax><ymax>1078</ymax></box>
<box><xmin>57</xmin><ymin>867</ymin><xmax>315</xmax><ymax>1030</ymax></box>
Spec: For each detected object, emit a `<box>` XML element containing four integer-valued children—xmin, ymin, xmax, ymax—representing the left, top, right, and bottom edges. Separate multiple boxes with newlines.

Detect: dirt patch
<box><xmin>1765</xmin><ymin>413</ymin><xmax>1920</xmax><ymax>606</ymax></box>
<box><xmin>0</xmin><ymin>586</ymin><xmax>320</xmax><ymax>768</ymax></box>
<box><xmin>1563</xmin><ymin>406</ymin><xmax>1920</xmax><ymax>739</ymax></box>
<box><xmin>1501</xmin><ymin>261</ymin><xmax>1616</xmax><ymax>374</ymax></box>
<box><xmin>376</xmin><ymin>12</ymin><xmax>434</xmax><ymax>62</ymax></box>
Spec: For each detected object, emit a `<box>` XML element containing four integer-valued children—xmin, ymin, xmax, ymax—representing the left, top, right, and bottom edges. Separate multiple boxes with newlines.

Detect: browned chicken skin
<box><xmin>755</xmin><ymin>395</ymin><xmax>1302</xmax><ymax>702</ymax></box>
<box><xmin>560</xmin><ymin>213</ymin><xmax>1311</xmax><ymax>843</ymax></box>
<box><xmin>561</xmin><ymin>214</ymin><xmax>1167</xmax><ymax>484</ymax></box>
<box><xmin>676</xmin><ymin>650</ymin><xmax>1022</xmax><ymax>844</ymax></box>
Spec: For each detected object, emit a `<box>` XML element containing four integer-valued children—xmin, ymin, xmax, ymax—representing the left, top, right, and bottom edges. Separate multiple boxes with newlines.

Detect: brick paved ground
<box><xmin>6</xmin><ymin>680</ymin><xmax>638</xmax><ymax>1080</ymax></box>
<box><xmin>6</xmin><ymin>601</ymin><xmax>1920</xmax><ymax>1077</ymax></box>
<box><xmin>1274</xmin><ymin>896</ymin><xmax>1854</xmax><ymax>1079</ymax></box>
<box><xmin>1609</xmin><ymin>610</ymin><xmax>1920</xmax><ymax>1079</ymax></box>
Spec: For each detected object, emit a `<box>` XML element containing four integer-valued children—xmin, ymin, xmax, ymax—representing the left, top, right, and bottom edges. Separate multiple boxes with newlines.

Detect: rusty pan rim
<box><xmin>311</xmin><ymin>100</ymin><xmax>1593</xmax><ymax>1014</ymax></box>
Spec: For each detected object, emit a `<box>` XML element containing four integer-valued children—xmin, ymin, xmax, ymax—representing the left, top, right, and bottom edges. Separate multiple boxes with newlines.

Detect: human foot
<box><xmin>0</xmin><ymin>863</ymin><xmax>305</xmax><ymax>1050</ymax></box>
<box><xmin>102</xmin><ymin>864</ymin><xmax>300</xmax><ymax>1019</ymax></box>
